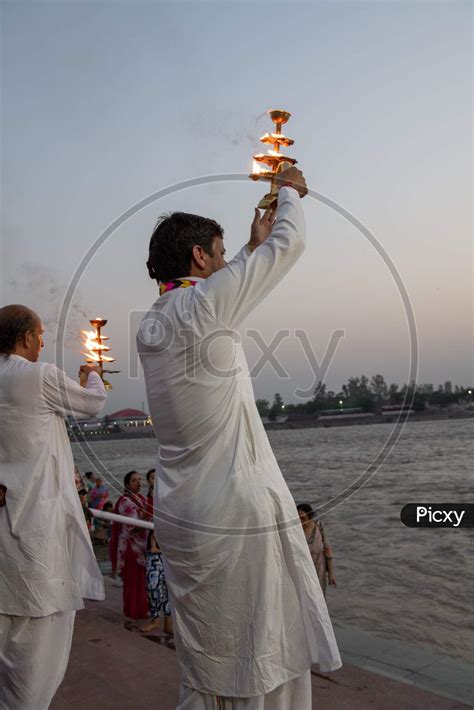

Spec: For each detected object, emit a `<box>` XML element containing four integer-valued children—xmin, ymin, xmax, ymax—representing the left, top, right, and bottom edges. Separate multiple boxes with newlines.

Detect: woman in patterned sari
<box><xmin>110</xmin><ymin>470</ymin><xmax>149</xmax><ymax>624</ymax></box>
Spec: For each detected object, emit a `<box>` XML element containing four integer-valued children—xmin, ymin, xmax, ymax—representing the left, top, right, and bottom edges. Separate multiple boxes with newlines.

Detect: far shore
<box><xmin>70</xmin><ymin>409</ymin><xmax>474</xmax><ymax>443</ymax></box>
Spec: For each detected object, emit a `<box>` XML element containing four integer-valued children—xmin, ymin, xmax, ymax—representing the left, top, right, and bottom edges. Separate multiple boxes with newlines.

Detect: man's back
<box><xmin>0</xmin><ymin>355</ymin><xmax>52</xmax><ymax>463</ymax></box>
<box><xmin>138</xmin><ymin>188</ymin><xmax>341</xmax><ymax>698</ymax></box>
<box><xmin>0</xmin><ymin>354</ymin><xmax>107</xmax><ymax>616</ymax></box>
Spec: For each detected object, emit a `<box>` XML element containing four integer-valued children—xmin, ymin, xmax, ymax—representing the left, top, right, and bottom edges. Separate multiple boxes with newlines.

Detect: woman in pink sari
<box><xmin>110</xmin><ymin>471</ymin><xmax>149</xmax><ymax>624</ymax></box>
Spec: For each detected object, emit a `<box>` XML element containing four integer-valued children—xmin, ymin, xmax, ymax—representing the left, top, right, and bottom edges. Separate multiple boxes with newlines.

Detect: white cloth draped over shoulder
<box><xmin>0</xmin><ymin>356</ymin><xmax>107</xmax><ymax>616</ymax></box>
<box><xmin>138</xmin><ymin>187</ymin><xmax>342</xmax><ymax>698</ymax></box>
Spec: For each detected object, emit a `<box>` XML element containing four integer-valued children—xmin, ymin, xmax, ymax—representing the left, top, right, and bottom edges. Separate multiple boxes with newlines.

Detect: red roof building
<box><xmin>108</xmin><ymin>408</ymin><xmax>148</xmax><ymax>419</ymax></box>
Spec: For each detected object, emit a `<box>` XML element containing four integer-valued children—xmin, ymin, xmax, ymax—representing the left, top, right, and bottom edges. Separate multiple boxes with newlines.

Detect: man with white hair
<box><xmin>0</xmin><ymin>304</ymin><xmax>107</xmax><ymax>709</ymax></box>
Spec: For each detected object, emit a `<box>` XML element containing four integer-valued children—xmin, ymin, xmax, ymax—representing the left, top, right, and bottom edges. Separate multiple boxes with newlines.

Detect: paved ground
<box><xmin>51</xmin><ymin>579</ymin><xmax>472</xmax><ymax>709</ymax></box>
<box><xmin>333</xmin><ymin>626</ymin><xmax>474</xmax><ymax>707</ymax></box>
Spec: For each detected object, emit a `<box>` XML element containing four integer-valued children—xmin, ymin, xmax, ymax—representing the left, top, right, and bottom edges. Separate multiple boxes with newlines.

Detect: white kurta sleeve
<box><xmin>227</xmin><ymin>244</ymin><xmax>251</xmax><ymax>265</ymax></box>
<box><xmin>198</xmin><ymin>187</ymin><xmax>305</xmax><ymax>329</ymax></box>
<box><xmin>42</xmin><ymin>364</ymin><xmax>107</xmax><ymax>418</ymax></box>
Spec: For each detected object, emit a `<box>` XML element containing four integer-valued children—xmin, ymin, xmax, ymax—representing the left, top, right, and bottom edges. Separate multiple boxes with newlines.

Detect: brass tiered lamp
<box><xmin>249</xmin><ymin>109</ymin><xmax>298</xmax><ymax>208</ymax></box>
<box><xmin>82</xmin><ymin>318</ymin><xmax>120</xmax><ymax>390</ymax></box>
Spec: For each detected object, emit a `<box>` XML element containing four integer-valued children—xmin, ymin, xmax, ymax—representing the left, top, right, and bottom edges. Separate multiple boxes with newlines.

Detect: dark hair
<box><xmin>296</xmin><ymin>502</ymin><xmax>316</xmax><ymax>519</ymax></box>
<box><xmin>147</xmin><ymin>212</ymin><xmax>224</xmax><ymax>282</ymax></box>
<box><xmin>0</xmin><ymin>305</ymin><xmax>39</xmax><ymax>355</ymax></box>
<box><xmin>103</xmin><ymin>501</ymin><xmax>114</xmax><ymax>511</ymax></box>
<box><xmin>78</xmin><ymin>488</ymin><xmax>87</xmax><ymax>496</ymax></box>
<box><xmin>146</xmin><ymin>468</ymin><xmax>155</xmax><ymax>482</ymax></box>
<box><xmin>84</xmin><ymin>472</ymin><xmax>95</xmax><ymax>480</ymax></box>
<box><xmin>124</xmin><ymin>470</ymin><xmax>138</xmax><ymax>489</ymax></box>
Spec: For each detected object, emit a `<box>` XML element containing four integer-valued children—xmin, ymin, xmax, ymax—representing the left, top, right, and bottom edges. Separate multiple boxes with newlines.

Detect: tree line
<box><xmin>256</xmin><ymin>376</ymin><xmax>473</xmax><ymax>420</ymax></box>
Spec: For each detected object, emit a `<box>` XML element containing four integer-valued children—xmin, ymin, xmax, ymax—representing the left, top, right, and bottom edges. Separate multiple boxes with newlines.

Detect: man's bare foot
<box><xmin>163</xmin><ymin>617</ymin><xmax>173</xmax><ymax>635</ymax></box>
<box><xmin>140</xmin><ymin>618</ymin><xmax>161</xmax><ymax>633</ymax></box>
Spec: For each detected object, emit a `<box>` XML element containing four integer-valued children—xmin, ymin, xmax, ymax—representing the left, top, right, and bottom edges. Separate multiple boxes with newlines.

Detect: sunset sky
<box><xmin>2</xmin><ymin>1</ymin><xmax>472</xmax><ymax>413</ymax></box>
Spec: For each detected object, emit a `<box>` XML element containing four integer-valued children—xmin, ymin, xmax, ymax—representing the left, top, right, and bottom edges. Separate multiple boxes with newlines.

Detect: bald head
<box><xmin>0</xmin><ymin>305</ymin><xmax>44</xmax><ymax>361</ymax></box>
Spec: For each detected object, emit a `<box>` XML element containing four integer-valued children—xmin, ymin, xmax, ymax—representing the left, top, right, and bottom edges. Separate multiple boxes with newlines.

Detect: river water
<box><xmin>72</xmin><ymin>418</ymin><xmax>474</xmax><ymax>665</ymax></box>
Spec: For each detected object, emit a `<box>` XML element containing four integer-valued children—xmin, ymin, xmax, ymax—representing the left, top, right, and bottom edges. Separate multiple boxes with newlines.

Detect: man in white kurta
<box><xmin>0</xmin><ymin>305</ymin><xmax>107</xmax><ymax>709</ymax></box>
<box><xmin>138</xmin><ymin>169</ymin><xmax>341</xmax><ymax>709</ymax></box>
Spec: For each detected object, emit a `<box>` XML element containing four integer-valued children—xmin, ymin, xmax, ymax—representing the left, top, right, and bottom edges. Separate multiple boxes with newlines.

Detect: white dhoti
<box><xmin>177</xmin><ymin>670</ymin><xmax>312</xmax><ymax>709</ymax></box>
<box><xmin>0</xmin><ymin>611</ymin><xmax>75</xmax><ymax>710</ymax></box>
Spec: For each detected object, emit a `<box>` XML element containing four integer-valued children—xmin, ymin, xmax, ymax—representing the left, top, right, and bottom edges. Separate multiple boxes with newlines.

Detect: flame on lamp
<box><xmin>82</xmin><ymin>330</ymin><xmax>114</xmax><ymax>363</ymax></box>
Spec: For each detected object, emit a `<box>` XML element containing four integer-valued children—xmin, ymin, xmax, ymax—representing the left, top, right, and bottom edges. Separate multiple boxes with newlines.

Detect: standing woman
<box><xmin>110</xmin><ymin>471</ymin><xmax>149</xmax><ymax>625</ymax></box>
<box><xmin>297</xmin><ymin>502</ymin><xmax>337</xmax><ymax>597</ymax></box>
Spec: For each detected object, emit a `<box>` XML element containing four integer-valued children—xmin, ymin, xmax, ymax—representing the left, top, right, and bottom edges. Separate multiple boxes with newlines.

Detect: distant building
<box><xmin>107</xmin><ymin>408</ymin><xmax>152</xmax><ymax>428</ymax></box>
<box><xmin>66</xmin><ymin>408</ymin><xmax>153</xmax><ymax>437</ymax></box>
<box><xmin>65</xmin><ymin>416</ymin><xmax>104</xmax><ymax>435</ymax></box>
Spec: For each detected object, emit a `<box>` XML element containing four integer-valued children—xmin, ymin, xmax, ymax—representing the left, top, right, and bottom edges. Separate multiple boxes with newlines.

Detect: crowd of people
<box><xmin>75</xmin><ymin>466</ymin><xmax>174</xmax><ymax>634</ymax></box>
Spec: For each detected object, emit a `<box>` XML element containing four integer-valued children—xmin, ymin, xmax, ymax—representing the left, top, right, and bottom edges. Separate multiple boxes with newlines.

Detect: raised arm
<box><xmin>42</xmin><ymin>363</ymin><xmax>107</xmax><ymax>418</ymax></box>
<box><xmin>225</xmin><ymin>207</ymin><xmax>278</xmax><ymax>266</ymax></box>
<box><xmin>197</xmin><ymin>172</ymin><xmax>307</xmax><ymax>330</ymax></box>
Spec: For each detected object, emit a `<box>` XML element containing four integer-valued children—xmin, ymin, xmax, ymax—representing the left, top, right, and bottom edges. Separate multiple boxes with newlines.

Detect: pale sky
<box><xmin>1</xmin><ymin>0</ymin><xmax>472</xmax><ymax>413</ymax></box>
